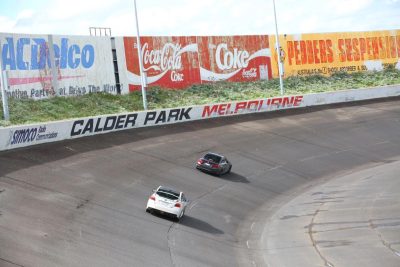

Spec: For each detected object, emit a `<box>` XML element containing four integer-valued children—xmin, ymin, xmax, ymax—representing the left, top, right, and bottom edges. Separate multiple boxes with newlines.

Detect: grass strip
<box><xmin>1</xmin><ymin>69</ymin><xmax>399</xmax><ymax>126</ymax></box>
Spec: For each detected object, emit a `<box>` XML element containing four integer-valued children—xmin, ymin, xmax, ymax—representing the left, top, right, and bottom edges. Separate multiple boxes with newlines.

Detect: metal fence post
<box><xmin>48</xmin><ymin>34</ymin><xmax>59</xmax><ymax>96</ymax></box>
<box><xmin>0</xmin><ymin>70</ymin><xmax>10</xmax><ymax>121</ymax></box>
<box><xmin>134</xmin><ymin>0</ymin><xmax>148</xmax><ymax>110</ymax></box>
<box><xmin>0</xmin><ymin>40</ymin><xmax>10</xmax><ymax>121</ymax></box>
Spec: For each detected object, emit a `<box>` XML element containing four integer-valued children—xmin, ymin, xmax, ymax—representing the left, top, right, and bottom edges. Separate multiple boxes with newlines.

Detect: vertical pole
<box><xmin>0</xmin><ymin>41</ymin><xmax>10</xmax><ymax>121</ymax></box>
<box><xmin>134</xmin><ymin>0</ymin><xmax>148</xmax><ymax>110</ymax></box>
<box><xmin>48</xmin><ymin>35</ymin><xmax>59</xmax><ymax>96</ymax></box>
<box><xmin>272</xmin><ymin>0</ymin><xmax>284</xmax><ymax>95</ymax></box>
<box><xmin>1</xmin><ymin>71</ymin><xmax>10</xmax><ymax>121</ymax></box>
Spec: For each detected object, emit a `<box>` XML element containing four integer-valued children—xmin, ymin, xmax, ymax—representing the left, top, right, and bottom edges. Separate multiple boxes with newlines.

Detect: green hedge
<box><xmin>1</xmin><ymin>69</ymin><xmax>399</xmax><ymax>126</ymax></box>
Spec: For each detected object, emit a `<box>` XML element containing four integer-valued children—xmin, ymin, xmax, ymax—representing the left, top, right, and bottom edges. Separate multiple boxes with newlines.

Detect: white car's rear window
<box><xmin>157</xmin><ymin>190</ymin><xmax>179</xmax><ymax>200</ymax></box>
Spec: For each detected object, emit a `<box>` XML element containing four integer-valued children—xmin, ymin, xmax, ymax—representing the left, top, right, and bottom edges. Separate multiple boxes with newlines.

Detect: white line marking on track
<box><xmin>374</xmin><ymin>141</ymin><xmax>390</xmax><ymax>145</ymax></box>
<box><xmin>189</xmin><ymin>202</ymin><xmax>198</xmax><ymax>210</ymax></box>
<box><xmin>269</xmin><ymin>165</ymin><xmax>282</xmax><ymax>170</ymax></box>
<box><xmin>246</xmin><ymin>240</ymin><xmax>250</xmax><ymax>249</ymax></box>
<box><xmin>250</xmin><ymin>222</ymin><xmax>255</xmax><ymax>232</ymax></box>
<box><xmin>189</xmin><ymin>184</ymin><xmax>227</xmax><ymax>211</ymax></box>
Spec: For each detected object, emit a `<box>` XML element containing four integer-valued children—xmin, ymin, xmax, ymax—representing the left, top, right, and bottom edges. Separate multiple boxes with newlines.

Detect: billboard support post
<box><xmin>0</xmin><ymin>41</ymin><xmax>10</xmax><ymax>121</ymax></box>
<box><xmin>134</xmin><ymin>0</ymin><xmax>148</xmax><ymax>110</ymax></box>
<box><xmin>48</xmin><ymin>35</ymin><xmax>59</xmax><ymax>96</ymax></box>
<box><xmin>0</xmin><ymin>70</ymin><xmax>10</xmax><ymax>121</ymax></box>
<box><xmin>272</xmin><ymin>0</ymin><xmax>284</xmax><ymax>95</ymax></box>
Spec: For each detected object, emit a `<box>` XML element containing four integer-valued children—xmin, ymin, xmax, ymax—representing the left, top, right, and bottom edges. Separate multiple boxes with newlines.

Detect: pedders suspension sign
<box><xmin>197</xmin><ymin>35</ymin><xmax>272</xmax><ymax>82</ymax></box>
<box><xmin>123</xmin><ymin>36</ymin><xmax>201</xmax><ymax>91</ymax></box>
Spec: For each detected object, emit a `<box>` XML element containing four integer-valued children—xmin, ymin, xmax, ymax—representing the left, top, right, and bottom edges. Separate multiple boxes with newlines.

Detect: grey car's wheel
<box><xmin>227</xmin><ymin>166</ymin><xmax>232</xmax><ymax>174</ymax></box>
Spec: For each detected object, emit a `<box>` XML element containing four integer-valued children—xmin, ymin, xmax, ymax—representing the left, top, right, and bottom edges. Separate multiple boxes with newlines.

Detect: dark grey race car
<box><xmin>196</xmin><ymin>152</ymin><xmax>232</xmax><ymax>175</ymax></box>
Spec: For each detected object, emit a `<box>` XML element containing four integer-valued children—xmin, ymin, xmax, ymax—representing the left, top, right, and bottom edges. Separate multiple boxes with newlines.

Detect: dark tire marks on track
<box><xmin>1</xmin><ymin>97</ymin><xmax>400</xmax><ymax>266</ymax></box>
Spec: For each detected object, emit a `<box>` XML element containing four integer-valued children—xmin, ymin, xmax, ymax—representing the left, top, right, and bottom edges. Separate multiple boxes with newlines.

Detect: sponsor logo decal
<box><xmin>70</xmin><ymin>108</ymin><xmax>193</xmax><ymax>137</ymax></box>
<box><xmin>216</xmin><ymin>43</ymin><xmax>250</xmax><ymax>70</ymax></box>
<box><xmin>201</xmin><ymin>43</ymin><xmax>271</xmax><ymax>82</ymax></box>
<box><xmin>71</xmin><ymin>114</ymin><xmax>138</xmax><ymax>136</ymax></box>
<box><xmin>201</xmin><ymin>96</ymin><xmax>304</xmax><ymax>118</ymax></box>
<box><xmin>8</xmin><ymin>125</ymin><xmax>58</xmax><ymax>146</ymax></box>
<box><xmin>1</xmin><ymin>37</ymin><xmax>94</xmax><ymax>86</ymax></box>
<box><xmin>128</xmin><ymin>42</ymin><xmax>198</xmax><ymax>85</ymax></box>
<box><xmin>144</xmin><ymin>108</ymin><xmax>192</xmax><ymax>125</ymax></box>
<box><xmin>2</xmin><ymin>37</ymin><xmax>95</xmax><ymax>71</ymax></box>
<box><xmin>142</xmin><ymin>42</ymin><xmax>183</xmax><ymax>72</ymax></box>
<box><xmin>242</xmin><ymin>68</ymin><xmax>257</xmax><ymax>78</ymax></box>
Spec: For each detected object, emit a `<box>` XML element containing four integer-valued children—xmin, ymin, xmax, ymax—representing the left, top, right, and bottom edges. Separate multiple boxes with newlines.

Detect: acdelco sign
<box><xmin>216</xmin><ymin>43</ymin><xmax>250</xmax><ymax>70</ymax></box>
<box><xmin>1</xmin><ymin>37</ymin><xmax>95</xmax><ymax>70</ymax></box>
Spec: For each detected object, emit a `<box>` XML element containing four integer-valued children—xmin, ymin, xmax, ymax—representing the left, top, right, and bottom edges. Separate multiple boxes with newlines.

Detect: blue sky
<box><xmin>0</xmin><ymin>0</ymin><xmax>399</xmax><ymax>36</ymax></box>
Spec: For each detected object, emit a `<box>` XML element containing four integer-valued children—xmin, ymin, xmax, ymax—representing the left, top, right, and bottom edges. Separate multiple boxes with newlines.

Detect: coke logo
<box><xmin>242</xmin><ymin>68</ymin><xmax>257</xmax><ymax>78</ymax></box>
<box><xmin>171</xmin><ymin>71</ymin><xmax>184</xmax><ymax>82</ymax></box>
<box><xmin>141</xmin><ymin>42</ymin><xmax>182</xmax><ymax>72</ymax></box>
<box><xmin>216</xmin><ymin>43</ymin><xmax>250</xmax><ymax>71</ymax></box>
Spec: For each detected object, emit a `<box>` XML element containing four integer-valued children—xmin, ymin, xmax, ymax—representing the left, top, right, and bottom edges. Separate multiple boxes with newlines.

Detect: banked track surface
<box><xmin>0</xmin><ymin>98</ymin><xmax>400</xmax><ymax>267</ymax></box>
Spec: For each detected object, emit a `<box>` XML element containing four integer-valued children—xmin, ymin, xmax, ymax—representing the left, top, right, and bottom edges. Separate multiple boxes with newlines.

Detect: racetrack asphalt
<box><xmin>0</xmin><ymin>97</ymin><xmax>400</xmax><ymax>267</ymax></box>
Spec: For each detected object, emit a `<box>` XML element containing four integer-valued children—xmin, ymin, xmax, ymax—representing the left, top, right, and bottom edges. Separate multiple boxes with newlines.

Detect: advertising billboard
<box><xmin>116</xmin><ymin>36</ymin><xmax>201</xmax><ymax>93</ymax></box>
<box><xmin>197</xmin><ymin>35</ymin><xmax>272</xmax><ymax>82</ymax></box>
<box><xmin>0</xmin><ymin>33</ymin><xmax>117</xmax><ymax>99</ymax></box>
<box><xmin>270</xmin><ymin>30</ymin><xmax>400</xmax><ymax>78</ymax></box>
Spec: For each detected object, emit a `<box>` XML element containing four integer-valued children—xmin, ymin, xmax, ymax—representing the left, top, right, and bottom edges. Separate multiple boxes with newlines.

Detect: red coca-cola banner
<box><xmin>197</xmin><ymin>35</ymin><xmax>272</xmax><ymax>82</ymax></box>
<box><xmin>123</xmin><ymin>36</ymin><xmax>200</xmax><ymax>91</ymax></box>
<box><xmin>116</xmin><ymin>35</ymin><xmax>272</xmax><ymax>93</ymax></box>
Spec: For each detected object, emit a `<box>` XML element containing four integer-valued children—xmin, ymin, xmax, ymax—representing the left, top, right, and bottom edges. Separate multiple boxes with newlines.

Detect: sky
<box><xmin>0</xmin><ymin>0</ymin><xmax>399</xmax><ymax>37</ymax></box>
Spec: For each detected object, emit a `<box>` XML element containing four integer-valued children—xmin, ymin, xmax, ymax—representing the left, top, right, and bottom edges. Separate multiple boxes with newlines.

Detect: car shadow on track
<box><xmin>179</xmin><ymin>215</ymin><xmax>224</xmax><ymax>235</ymax></box>
<box><xmin>149</xmin><ymin>212</ymin><xmax>224</xmax><ymax>235</ymax></box>
<box><xmin>211</xmin><ymin>172</ymin><xmax>250</xmax><ymax>183</ymax></box>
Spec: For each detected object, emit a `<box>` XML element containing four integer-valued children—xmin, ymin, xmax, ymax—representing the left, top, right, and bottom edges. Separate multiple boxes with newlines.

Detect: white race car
<box><xmin>146</xmin><ymin>186</ymin><xmax>188</xmax><ymax>221</ymax></box>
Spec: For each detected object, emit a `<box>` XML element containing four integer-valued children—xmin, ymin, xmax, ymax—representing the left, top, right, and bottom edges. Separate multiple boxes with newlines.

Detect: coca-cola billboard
<box><xmin>197</xmin><ymin>36</ymin><xmax>272</xmax><ymax>82</ymax></box>
<box><xmin>120</xmin><ymin>36</ymin><xmax>201</xmax><ymax>91</ymax></box>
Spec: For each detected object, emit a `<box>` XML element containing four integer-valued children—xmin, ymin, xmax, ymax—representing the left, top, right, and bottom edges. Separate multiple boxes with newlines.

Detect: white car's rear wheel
<box><xmin>177</xmin><ymin>209</ymin><xmax>184</xmax><ymax>221</ymax></box>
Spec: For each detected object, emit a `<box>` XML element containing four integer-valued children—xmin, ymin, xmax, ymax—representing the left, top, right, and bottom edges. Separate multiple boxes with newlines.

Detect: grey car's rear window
<box><xmin>204</xmin><ymin>153</ymin><xmax>222</xmax><ymax>163</ymax></box>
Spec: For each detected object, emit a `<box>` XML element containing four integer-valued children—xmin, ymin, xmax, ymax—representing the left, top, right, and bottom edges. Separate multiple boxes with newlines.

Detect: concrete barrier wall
<box><xmin>1</xmin><ymin>86</ymin><xmax>399</xmax><ymax>151</ymax></box>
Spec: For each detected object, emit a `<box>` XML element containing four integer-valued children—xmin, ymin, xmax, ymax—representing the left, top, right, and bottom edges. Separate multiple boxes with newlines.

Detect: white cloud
<box><xmin>46</xmin><ymin>0</ymin><xmax>123</xmax><ymax>20</ymax></box>
<box><xmin>326</xmin><ymin>0</ymin><xmax>374</xmax><ymax>15</ymax></box>
<box><xmin>16</xmin><ymin>9</ymin><xmax>34</xmax><ymax>20</ymax></box>
<box><xmin>0</xmin><ymin>0</ymin><xmax>398</xmax><ymax>36</ymax></box>
<box><xmin>0</xmin><ymin>16</ymin><xmax>16</xmax><ymax>33</ymax></box>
